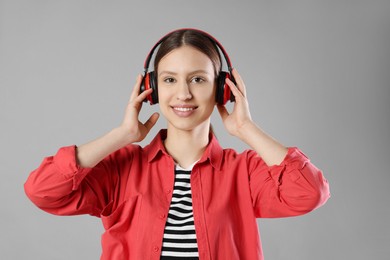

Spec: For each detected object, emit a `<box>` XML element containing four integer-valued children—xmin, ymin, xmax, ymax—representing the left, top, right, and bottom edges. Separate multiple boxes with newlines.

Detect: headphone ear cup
<box><xmin>148</xmin><ymin>71</ymin><xmax>159</xmax><ymax>105</ymax></box>
<box><xmin>141</xmin><ymin>73</ymin><xmax>152</xmax><ymax>104</ymax></box>
<box><xmin>141</xmin><ymin>72</ymin><xmax>158</xmax><ymax>105</ymax></box>
<box><xmin>216</xmin><ymin>72</ymin><xmax>234</xmax><ymax>105</ymax></box>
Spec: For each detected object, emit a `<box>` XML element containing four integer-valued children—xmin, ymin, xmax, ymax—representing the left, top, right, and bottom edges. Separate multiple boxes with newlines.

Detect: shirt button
<box><xmin>153</xmin><ymin>246</ymin><xmax>159</xmax><ymax>252</ymax></box>
<box><xmin>166</xmin><ymin>189</ymin><xmax>171</xmax><ymax>194</ymax></box>
<box><xmin>160</xmin><ymin>213</ymin><xmax>166</xmax><ymax>219</ymax></box>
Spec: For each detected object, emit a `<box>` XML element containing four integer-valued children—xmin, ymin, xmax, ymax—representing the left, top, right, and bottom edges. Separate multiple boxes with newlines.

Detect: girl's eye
<box><xmin>191</xmin><ymin>77</ymin><xmax>205</xmax><ymax>84</ymax></box>
<box><xmin>163</xmin><ymin>77</ymin><xmax>175</xmax><ymax>83</ymax></box>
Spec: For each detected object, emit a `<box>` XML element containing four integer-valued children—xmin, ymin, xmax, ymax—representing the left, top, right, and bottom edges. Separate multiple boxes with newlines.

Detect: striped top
<box><xmin>160</xmin><ymin>163</ymin><xmax>199</xmax><ymax>260</ymax></box>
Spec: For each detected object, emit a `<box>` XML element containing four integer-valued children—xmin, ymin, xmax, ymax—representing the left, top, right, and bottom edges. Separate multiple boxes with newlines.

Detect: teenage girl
<box><xmin>25</xmin><ymin>28</ymin><xmax>330</xmax><ymax>260</ymax></box>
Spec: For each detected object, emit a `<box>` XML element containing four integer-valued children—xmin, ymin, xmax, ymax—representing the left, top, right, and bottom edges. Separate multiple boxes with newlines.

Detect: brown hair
<box><xmin>153</xmin><ymin>29</ymin><xmax>222</xmax><ymax>77</ymax></box>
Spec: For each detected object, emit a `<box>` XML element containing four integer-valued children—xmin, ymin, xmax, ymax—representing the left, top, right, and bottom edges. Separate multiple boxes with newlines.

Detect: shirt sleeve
<box><xmin>24</xmin><ymin>145</ymin><xmax>128</xmax><ymax>217</ymax></box>
<box><xmin>248</xmin><ymin>147</ymin><xmax>330</xmax><ymax>218</ymax></box>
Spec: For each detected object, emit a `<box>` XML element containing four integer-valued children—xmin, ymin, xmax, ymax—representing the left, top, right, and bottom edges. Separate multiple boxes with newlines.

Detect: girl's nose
<box><xmin>176</xmin><ymin>82</ymin><xmax>192</xmax><ymax>101</ymax></box>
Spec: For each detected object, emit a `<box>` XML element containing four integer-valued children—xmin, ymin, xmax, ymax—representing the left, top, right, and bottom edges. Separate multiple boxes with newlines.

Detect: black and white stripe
<box><xmin>161</xmin><ymin>167</ymin><xmax>199</xmax><ymax>260</ymax></box>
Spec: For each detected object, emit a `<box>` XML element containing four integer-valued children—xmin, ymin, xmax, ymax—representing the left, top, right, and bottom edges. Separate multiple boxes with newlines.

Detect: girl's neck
<box><xmin>164</xmin><ymin>124</ymin><xmax>210</xmax><ymax>169</ymax></box>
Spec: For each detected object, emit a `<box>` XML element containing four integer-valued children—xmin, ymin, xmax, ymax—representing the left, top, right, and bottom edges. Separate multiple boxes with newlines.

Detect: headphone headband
<box><xmin>143</xmin><ymin>28</ymin><xmax>233</xmax><ymax>74</ymax></box>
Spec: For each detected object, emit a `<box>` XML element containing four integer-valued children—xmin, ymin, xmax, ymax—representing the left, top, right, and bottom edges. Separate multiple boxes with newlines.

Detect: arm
<box><xmin>217</xmin><ymin>69</ymin><xmax>287</xmax><ymax>166</ymax></box>
<box><xmin>25</xmin><ymin>145</ymin><xmax>113</xmax><ymax>216</ymax></box>
<box><xmin>24</xmin><ymin>75</ymin><xmax>159</xmax><ymax>215</ymax></box>
<box><xmin>218</xmin><ymin>69</ymin><xmax>330</xmax><ymax>217</ymax></box>
<box><xmin>247</xmin><ymin>147</ymin><xmax>330</xmax><ymax>217</ymax></box>
<box><xmin>76</xmin><ymin>75</ymin><xmax>159</xmax><ymax>168</ymax></box>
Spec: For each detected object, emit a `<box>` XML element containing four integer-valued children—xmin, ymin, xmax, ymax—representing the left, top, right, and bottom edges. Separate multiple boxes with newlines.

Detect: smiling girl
<box><xmin>25</xmin><ymin>28</ymin><xmax>330</xmax><ymax>260</ymax></box>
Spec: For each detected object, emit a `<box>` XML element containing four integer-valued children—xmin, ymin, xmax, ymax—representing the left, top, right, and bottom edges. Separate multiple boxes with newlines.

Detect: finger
<box><xmin>130</xmin><ymin>76</ymin><xmax>154</xmax><ymax>106</ymax></box>
<box><xmin>231</xmin><ymin>68</ymin><xmax>247</xmax><ymax>97</ymax></box>
<box><xmin>128</xmin><ymin>89</ymin><xmax>153</xmax><ymax>113</ymax></box>
<box><xmin>217</xmin><ymin>104</ymin><xmax>229</xmax><ymax>121</ymax></box>
<box><xmin>226</xmin><ymin>77</ymin><xmax>244</xmax><ymax>100</ymax></box>
<box><xmin>134</xmin><ymin>88</ymin><xmax>153</xmax><ymax>104</ymax></box>
<box><xmin>129</xmin><ymin>74</ymin><xmax>144</xmax><ymax>102</ymax></box>
<box><xmin>143</xmin><ymin>112</ymin><xmax>160</xmax><ymax>131</ymax></box>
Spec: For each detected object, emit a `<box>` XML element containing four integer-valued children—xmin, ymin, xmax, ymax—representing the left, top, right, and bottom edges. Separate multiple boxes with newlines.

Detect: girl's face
<box><xmin>157</xmin><ymin>46</ymin><xmax>216</xmax><ymax>132</ymax></box>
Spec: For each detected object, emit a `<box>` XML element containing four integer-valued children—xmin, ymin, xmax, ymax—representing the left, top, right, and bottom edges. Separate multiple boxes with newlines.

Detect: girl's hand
<box><xmin>217</xmin><ymin>69</ymin><xmax>253</xmax><ymax>138</ymax></box>
<box><xmin>217</xmin><ymin>69</ymin><xmax>289</xmax><ymax>166</ymax></box>
<box><xmin>119</xmin><ymin>75</ymin><xmax>160</xmax><ymax>144</ymax></box>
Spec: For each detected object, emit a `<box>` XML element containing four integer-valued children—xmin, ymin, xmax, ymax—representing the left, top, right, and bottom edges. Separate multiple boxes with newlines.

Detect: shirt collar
<box><xmin>146</xmin><ymin>129</ymin><xmax>169</xmax><ymax>162</ymax></box>
<box><xmin>146</xmin><ymin>129</ymin><xmax>223</xmax><ymax>170</ymax></box>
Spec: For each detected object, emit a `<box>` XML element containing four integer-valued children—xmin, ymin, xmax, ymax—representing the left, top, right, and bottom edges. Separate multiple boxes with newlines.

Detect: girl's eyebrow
<box><xmin>158</xmin><ymin>70</ymin><xmax>211</xmax><ymax>77</ymax></box>
<box><xmin>158</xmin><ymin>71</ymin><xmax>177</xmax><ymax>77</ymax></box>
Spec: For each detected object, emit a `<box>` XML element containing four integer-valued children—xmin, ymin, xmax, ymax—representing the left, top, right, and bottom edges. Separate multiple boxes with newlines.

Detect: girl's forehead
<box><xmin>158</xmin><ymin>46</ymin><xmax>214</xmax><ymax>70</ymax></box>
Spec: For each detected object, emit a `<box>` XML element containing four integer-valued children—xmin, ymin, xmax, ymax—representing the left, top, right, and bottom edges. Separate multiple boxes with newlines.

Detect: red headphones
<box><xmin>140</xmin><ymin>28</ymin><xmax>236</xmax><ymax>105</ymax></box>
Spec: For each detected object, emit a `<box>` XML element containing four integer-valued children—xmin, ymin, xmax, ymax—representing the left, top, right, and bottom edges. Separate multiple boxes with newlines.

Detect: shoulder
<box><xmin>221</xmin><ymin>147</ymin><xmax>260</xmax><ymax>159</ymax></box>
<box><xmin>220</xmin><ymin>148</ymin><xmax>264</xmax><ymax>168</ymax></box>
<box><xmin>106</xmin><ymin>143</ymin><xmax>144</xmax><ymax>163</ymax></box>
<box><xmin>106</xmin><ymin>130</ymin><xmax>167</xmax><ymax>164</ymax></box>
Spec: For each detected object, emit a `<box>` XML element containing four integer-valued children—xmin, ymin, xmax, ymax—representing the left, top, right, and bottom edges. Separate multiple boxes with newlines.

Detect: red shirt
<box><xmin>24</xmin><ymin>130</ymin><xmax>330</xmax><ymax>260</ymax></box>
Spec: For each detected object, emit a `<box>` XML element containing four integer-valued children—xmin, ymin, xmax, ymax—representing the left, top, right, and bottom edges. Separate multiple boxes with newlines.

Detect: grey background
<box><xmin>1</xmin><ymin>0</ymin><xmax>389</xmax><ymax>259</ymax></box>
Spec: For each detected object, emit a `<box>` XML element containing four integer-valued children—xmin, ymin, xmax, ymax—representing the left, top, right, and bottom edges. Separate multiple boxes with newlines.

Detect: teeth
<box><xmin>174</xmin><ymin>107</ymin><xmax>194</xmax><ymax>112</ymax></box>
